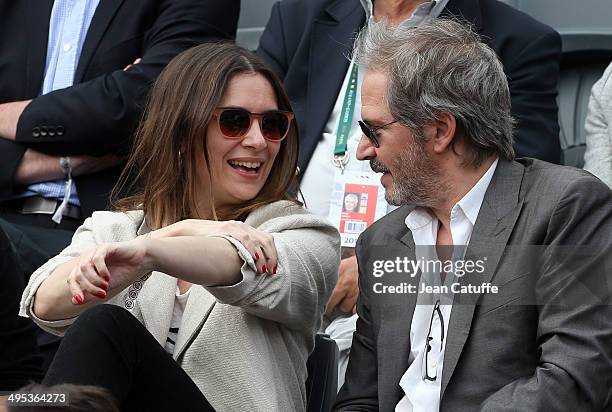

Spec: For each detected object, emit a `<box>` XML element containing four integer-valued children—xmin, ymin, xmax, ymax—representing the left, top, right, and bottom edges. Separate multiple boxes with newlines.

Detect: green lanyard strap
<box><xmin>333</xmin><ymin>63</ymin><xmax>359</xmax><ymax>171</ymax></box>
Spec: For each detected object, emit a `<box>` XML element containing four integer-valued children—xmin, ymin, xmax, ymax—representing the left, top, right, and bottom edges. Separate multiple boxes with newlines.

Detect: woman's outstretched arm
<box><xmin>32</xmin><ymin>220</ymin><xmax>277</xmax><ymax>322</ymax></box>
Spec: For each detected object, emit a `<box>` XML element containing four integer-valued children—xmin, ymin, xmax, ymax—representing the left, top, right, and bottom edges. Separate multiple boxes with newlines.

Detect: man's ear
<box><xmin>425</xmin><ymin>112</ymin><xmax>457</xmax><ymax>154</ymax></box>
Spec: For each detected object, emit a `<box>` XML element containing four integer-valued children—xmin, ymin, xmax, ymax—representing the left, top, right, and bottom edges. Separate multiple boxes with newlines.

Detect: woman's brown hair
<box><xmin>111</xmin><ymin>42</ymin><xmax>300</xmax><ymax>228</ymax></box>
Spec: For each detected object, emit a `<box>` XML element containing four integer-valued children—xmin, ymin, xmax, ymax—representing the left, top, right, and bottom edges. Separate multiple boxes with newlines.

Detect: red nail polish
<box><xmin>273</xmin><ymin>265</ymin><xmax>277</xmax><ymax>274</ymax></box>
<box><xmin>101</xmin><ymin>282</ymin><xmax>109</xmax><ymax>291</ymax></box>
<box><xmin>75</xmin><ymin>295</ymin><xmax>84</xmax><ymax>304</ymax></box>
<box><xmin>254</xmin><ymin>252</ymin><xmax>260</xmax><ymax>260</ymax></box>
<box><xmin>262</xmin><ymin>264</ymin><xmax>267</xmax><ymax>273</ymax></box>
<box><xmin>103</xmin><ymin>274</ymin><xmax>110</xmax><ymax>282</ymax></box>
<box><xmin>96</xmin><ymin>290</ymin><xmax>107</xmax><ymax>299</ymax></box>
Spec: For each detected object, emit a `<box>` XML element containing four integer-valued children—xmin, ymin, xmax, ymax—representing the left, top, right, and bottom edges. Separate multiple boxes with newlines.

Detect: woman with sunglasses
<box><xmin>19</xmin><ymin>43</ymin><xmax>340</xmax><ymax>412</ymax></box>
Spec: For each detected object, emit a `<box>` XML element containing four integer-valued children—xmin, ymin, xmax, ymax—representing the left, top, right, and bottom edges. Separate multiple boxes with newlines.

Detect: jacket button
<box><xmin>32</xmin><ymin>127</ymin><xmax>40</xmax><ymax>138</ymax></box>
<box><xmin>56</xmin><ymin>126</ymin><xmax>65</xmax><ymax>136</ymax></box>
<box><xmin>40</xmin><ymin>126</ymin><xmax>48</xmax><ymax>137</ymax></box>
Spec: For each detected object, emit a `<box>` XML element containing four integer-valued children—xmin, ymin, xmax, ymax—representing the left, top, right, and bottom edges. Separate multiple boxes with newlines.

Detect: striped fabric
<box><xmin>164</xmin><ymin>287</ymin><xmax>191</xmax><ymax>355</ymax></box>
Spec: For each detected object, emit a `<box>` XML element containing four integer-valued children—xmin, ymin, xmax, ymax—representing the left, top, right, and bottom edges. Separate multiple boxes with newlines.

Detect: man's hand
<box><xmin>0</xmin><ymin>100</ymin><xmax>31</xmax><ymax>140</ymax></box>
<box><xmin>325</xmin><ymin>255</ymin><xmax>359</xmax><ymax>318</ymax></box>
<box><xmin>15</xmin><ymin>149</ymin><xmax>123</xmax><ymax>185</ymax></box>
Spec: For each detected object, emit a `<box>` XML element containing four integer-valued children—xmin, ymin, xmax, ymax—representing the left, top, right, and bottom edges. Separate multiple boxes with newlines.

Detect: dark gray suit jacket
<box><xmin>335</xmin><ymin>159</ymin><xmax>612</xmax><ymax>411</ymax></box>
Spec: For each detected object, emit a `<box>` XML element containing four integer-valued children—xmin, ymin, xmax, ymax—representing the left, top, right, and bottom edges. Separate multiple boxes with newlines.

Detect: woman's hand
<box><xmin>153</xmin><ymin>220</ymin><xmax>278</xmax><ymax>274</ymax></box>
<box><xmin>67</xmin><ymin>238</ymin><xmax>150</xmax><ymax>305</ymax></box>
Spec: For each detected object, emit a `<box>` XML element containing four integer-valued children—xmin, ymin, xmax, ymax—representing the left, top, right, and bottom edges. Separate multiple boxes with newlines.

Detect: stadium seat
<box><xmin>236</xmin><ymin>0</ymin><xmax>276</xmax><ymax>50</ymax></box>
<box><xmin>306</xmin><ymin>334</ymin><xmax>339</xmax><ymax>412</ymax></box>
<box><xmin>501</xmin><ymin>0</ymin><xmax>612</xmax><ymax>167</ymax></box>
<box><xmin>557</xmin><ymin>47</ymin><xmax>612</xmax><ymax>167</ymax></box>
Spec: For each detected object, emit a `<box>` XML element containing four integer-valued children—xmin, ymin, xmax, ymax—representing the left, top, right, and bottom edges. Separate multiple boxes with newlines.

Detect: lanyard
<box><xmin>333</xmin><ymin>62</ymin><xmax>359</xmax><ymax>174</ymax></box>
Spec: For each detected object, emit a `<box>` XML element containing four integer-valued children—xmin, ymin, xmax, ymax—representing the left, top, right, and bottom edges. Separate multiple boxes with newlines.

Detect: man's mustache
<box><xmin>370</xmin><ymin>160</ymin><xmax>390</xmax><ymax>174</ymax></box>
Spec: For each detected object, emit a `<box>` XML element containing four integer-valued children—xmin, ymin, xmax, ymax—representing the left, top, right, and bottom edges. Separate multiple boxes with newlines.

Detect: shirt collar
<box><xmin>360</xmin><ymin>0</ymin><xmax>448</xmax><ymax>23</ymax></box>
<box><xmin>404</xmin><ymin>158</ymin><xmax>499</xmax><ymax>231</ymax></box>
<box><xmin>405</xmin><ymin>206</ymin><xmax>435</xmax><ymax>231</ymax></box>
<box><xmin>455</xmin><ymin>158</ymin><xmax>498</xmax><ymax>226</ymax></box>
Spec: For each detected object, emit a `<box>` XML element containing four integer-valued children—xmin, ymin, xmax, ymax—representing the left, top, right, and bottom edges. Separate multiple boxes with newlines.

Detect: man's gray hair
<box><xmin>354</xmin><ymin>18</ymin><xmax>515</xmax><ymax>166</ymax></box>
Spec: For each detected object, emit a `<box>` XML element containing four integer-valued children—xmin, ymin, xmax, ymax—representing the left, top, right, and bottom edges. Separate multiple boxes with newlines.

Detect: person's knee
<box><xmin>70</xmin><ymin>305</ymin><xmax>136</xmax><ymax>335</ymax></box>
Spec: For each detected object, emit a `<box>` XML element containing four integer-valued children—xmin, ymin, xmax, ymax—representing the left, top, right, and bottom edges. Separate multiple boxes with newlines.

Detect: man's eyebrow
<box><xmin>360</xmin><ymin>117</ymin><xmax>376</xmax><ymax>126</ymax></box>
<box><xmin>361</xmin><ymin>117</ymin><xmax>389</xmax><ymax>127</ymax></box>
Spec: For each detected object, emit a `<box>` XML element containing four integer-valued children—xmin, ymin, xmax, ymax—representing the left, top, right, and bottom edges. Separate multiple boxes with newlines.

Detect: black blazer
<box><xmin>257</xmin><ymin>0</ymin><xmax>563</xmax><ymax>175</ymax></box>
<box><xmin>0</xmin><ymin>0</ymin><xmax>239</xmax><ymax>217</ymax></box>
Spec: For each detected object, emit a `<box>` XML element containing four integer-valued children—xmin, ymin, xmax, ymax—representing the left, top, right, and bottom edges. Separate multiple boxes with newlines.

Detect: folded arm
<box><xmin>1</xmin><ymin>0</ymin><xmax>240</xmax><ymax>194</ymax></box>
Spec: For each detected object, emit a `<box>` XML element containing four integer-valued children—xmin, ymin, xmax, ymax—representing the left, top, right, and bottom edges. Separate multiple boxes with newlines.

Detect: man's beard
<box><xmin>371</xmin><ymin>141</ymin><xmax>445</xmax><ymax>207</ymax></box>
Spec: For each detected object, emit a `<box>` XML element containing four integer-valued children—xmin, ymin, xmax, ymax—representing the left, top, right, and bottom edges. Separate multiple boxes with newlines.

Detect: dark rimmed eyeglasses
<box><xmin>214</xmin><ymin>107</ymin><xmax>294</xmax><ymax>142</ymax></box>
<box><xmin>358</xmin><ymin>119</ymin><xmax>398</xmax><ymax>148</ymax></box>
<box><xmin>423</xmin><ymin>299</ymin><xmax>445</xmax><ymax>382</ymax></box>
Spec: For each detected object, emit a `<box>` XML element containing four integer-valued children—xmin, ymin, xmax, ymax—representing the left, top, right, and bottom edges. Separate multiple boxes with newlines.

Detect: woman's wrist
<box><xmin>138</xmin><ymin>235</ymin><xmax>158</xmax><ymax>273</ymax></box>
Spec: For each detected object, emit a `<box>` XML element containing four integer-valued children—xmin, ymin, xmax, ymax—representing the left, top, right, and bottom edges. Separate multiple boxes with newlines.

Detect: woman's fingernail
<box><xmin>254</xmin><ymin>252</ymin><xmax>260</xmax><ymax>260</ymax></box>
<box><xmin>101</xmin><ymin>282</ymin><xmax>109</xmax><ymax>290</ymax></box>
<box><xmin>273</xmin><ymin>265</ymin><xmax>277</xmax><ymax>275</ymax></box>
<box><xmin>75</xmin><ymin>295</ymin><xmax>84</xmax><ymax>305</ymax></box>
<box><xmin>96</xmin><ymin>290</ymin><xmax>107</xmax><ymax>299</ymax></box>
<box><xmin>262</xmin><ymin>264</ymin><xmax>267</xmax><ymax>273</ymax></box>
<box><xmin>103</xmin><ymin>274</ymin><xmax>110</xmax><ymax>282</ymax></box>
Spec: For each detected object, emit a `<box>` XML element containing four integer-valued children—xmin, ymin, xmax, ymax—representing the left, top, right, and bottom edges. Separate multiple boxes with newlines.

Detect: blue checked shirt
<box><xmin>11</xmin><ymin>0</ymin><xmax>100</xmax><ymax>206</ymax></box>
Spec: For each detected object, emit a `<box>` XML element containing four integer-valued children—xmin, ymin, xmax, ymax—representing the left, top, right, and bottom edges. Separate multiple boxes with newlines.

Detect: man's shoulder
<box><xmin>479</xmin><ymin>0</ymin><xmax>559</xmax><ymax>42</ymax></box>
<box><xmin>512</xmin><ymin>158</ymin><xmax>612</xmax><ymax>217</ymax></box>
<box><xmin>518</xmin><ymin>158</ymin><xmax>604</xmax><ymax>192</ymax></box>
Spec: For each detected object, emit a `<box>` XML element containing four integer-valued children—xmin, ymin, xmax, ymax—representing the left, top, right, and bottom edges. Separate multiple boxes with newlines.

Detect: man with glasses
<box><xmin>258</xmin><ymin>0</ymin><xmax>562</xmax><ymax>389</ymax></box>
<box><xmin>334</xmin><ymin>19</ymin><xmax>612</xmax><ymax>411</ymax></box>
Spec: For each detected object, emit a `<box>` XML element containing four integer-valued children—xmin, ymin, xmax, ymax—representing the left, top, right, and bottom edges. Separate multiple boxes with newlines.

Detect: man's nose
<box><xmin>356</xmin><ymin>134</ymin><xmax>376</xmax><ymax>160</ymax></box>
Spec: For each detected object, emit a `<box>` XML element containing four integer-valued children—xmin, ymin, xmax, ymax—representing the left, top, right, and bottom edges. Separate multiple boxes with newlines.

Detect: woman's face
<box><xmin>202</xmin><ymin>72</ymin><xmax>282</xmax><ymax>209</ymax></box>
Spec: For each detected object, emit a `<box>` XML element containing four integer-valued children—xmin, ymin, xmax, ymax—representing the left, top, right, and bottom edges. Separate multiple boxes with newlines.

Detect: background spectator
<box><xmin>584</xmin><ymin>61</ymin><xmax>612</xmax><ymax>188</ymax></box>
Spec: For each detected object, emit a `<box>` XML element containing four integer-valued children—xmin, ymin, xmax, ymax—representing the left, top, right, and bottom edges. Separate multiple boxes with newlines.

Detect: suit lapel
<box><xmin>173</xmin><ymin>285</ymin><xmax>216</xmax><ymax>360</ymax></box>
<box><xmin>25</xmin><ymin>0</ymin><xmax>54</xmax><ymax>96</ymax></box>
<box><xmin>74</xmin><ymin>0</ymin><xmax>124</xmax><ymax>83</ymax></box>
<box><xmin>301</xmin><ymin>0</ymin><xmax>365</xmax><ymax>171</ymax></box>
<box><xmin>136</xmin><ymin>271</ymin><xmax>177</xmax><ymax>346</ymax></box>
<box><xmin>440</xmin><ymin>160</ymin><xmax>525</xmax><ymax>397</ymax></box>
<box><xmin>379</xmin><ymin>227</ymin><xmax>421</xmax><ymax>408</ymax></box>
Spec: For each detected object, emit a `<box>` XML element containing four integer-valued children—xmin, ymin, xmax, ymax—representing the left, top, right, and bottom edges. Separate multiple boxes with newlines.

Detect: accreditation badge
<box><xmin>327</xmin><ymin>170</ymin><xmax>388</xmax><ymax>247</ymax></box>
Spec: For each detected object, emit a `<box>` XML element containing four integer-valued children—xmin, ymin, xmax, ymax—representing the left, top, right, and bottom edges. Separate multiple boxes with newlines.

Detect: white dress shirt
<box><xmin>300</xmin><ymin>0</ymin><xmax>449</xmax><ymax>219</ymax></box>
<box><xmin>395</xmin><ymin>159</ymin><xmax>498</xmax><ymax>412</ymax></box>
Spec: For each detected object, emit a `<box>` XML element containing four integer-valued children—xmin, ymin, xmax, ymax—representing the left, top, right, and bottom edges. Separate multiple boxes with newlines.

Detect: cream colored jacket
<box><xmin>584</xmin><ymin>62</ymin><xmax>612</xmax><ymax>188</ymax></box>
<box><xmin>20</xmin><ymin>200</ymin><xmax>340</xmax><ymax>412</ymax></box>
